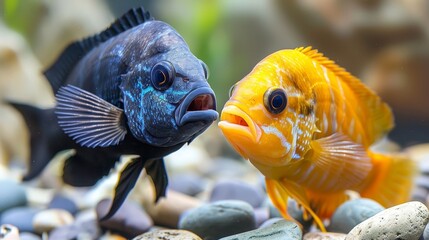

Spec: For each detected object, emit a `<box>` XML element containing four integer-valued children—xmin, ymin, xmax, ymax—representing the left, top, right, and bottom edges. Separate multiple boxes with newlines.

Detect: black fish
<box><xmin>9</xmin><ymin>7</ymin><xmax>218</xmax><ymax>220</ymax></box>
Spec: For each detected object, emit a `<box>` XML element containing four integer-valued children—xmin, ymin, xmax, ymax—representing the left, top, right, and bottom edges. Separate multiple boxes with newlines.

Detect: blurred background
<box><xmin>1</xmin><ymin>0</ymin><xmax>429</xmax><ymax>167</ymax></box>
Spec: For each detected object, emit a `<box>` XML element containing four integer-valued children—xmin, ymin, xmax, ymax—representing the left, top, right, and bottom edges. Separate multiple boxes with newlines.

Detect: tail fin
<box><xmin>360</xmin><ymin>151</ymin><xmax>416</xmax><ymax>207</ymax></box>
<box><xmin>7</xmin><ymin>102</ymin><xmax>60</xmax><ymax>181</ymax></box>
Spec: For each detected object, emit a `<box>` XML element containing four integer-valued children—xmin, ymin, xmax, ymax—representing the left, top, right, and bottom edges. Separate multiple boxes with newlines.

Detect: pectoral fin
<box><xmin>55</xmin><ymin>85</ymin><xmax>127</xmax><ymax>148</ymax></box>
<box><xmin>145</xmin><ymin>159</ymin><xmax>168</xmax><ymax>202</ymax></box>
<box><xmin>307</xmin><ymin>133</ymin><xmax>372</xmax><ymax>191</ymax></box>
<box><xmin>100</xmin><ymin>157</ymin><xmax>145</xmax><ymax>221</ymax></box>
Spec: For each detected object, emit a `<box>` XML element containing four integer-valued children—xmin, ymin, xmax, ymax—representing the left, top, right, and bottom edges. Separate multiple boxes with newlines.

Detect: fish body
<box><xmin>219</xmin><ymin>47</ymin><xmax>414</xmax><ymax>230</ymax></box>
<box><xmin>10</xmin><ymin>7</ymin><xmax>218</xmax><ymax>220</ymax></box>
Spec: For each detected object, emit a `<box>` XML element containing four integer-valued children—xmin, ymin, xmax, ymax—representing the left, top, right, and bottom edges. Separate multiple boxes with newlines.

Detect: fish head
<box><xmin>219</xmin><ymin>51</ymin><xmax>317</xmax><ymax>168</ymax></box>
<box><xmin>120</xmin><ymin>22</ymin><xmax>218</xmax><ymax>147</ymax></box>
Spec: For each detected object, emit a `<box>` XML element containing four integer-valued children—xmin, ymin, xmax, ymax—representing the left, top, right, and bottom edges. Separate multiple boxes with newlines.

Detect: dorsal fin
<box><xmin>296</xmin><ymin>46</ymin><xmax>394</xmax><ymax>143</ymax></box>
<box><xmin>44</xmin><ymin>7</ymin><xmax>154</xmax><ymax>93</ymax></box>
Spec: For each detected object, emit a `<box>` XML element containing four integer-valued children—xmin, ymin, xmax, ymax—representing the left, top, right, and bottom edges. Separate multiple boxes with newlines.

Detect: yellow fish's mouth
<box><xmin>218</xmin><ymin>105</ymin><xmax>261</xmax><ymax>143</ymax></box>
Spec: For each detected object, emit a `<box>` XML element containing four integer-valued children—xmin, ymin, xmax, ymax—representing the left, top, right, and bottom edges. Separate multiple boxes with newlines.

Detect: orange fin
<box><xmin>306</xmin><ymin>133</ymin><xmax>372</xmax><ymax>191</ymax></box>
<box><xmin>360</xmin><ymin>152</ymin><xmax>416</xmax><ymax>207</ymax></box>
<box><xmin>265</xmin><ymin>178</ymin><xmax>291</xmax><ymax>220</ymax></box>
<box><xmin>306</xmin><ymin>190</ymin><xmax>350</xmax><ymax>219</ymax></box>
<box><xmin>296</xmin><ymin>46</ymin><xmax>394</xmax><ymax>144</ymax></box>
<box><xmin>269</xmin><ymin>178</ymin><xmax>327</xmax><ymax>232</ymax></box>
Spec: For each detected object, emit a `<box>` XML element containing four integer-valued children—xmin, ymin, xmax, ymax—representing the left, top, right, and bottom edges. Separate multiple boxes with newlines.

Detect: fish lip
<box><xmin>218</xmin><ymin>105</ymin><xmax>261</xmax><ymax>143</ymax></box>
<box><xmin>175</xmin><ymin>87</ymin><xmax>218</xmax><ymax>127</ymax></box>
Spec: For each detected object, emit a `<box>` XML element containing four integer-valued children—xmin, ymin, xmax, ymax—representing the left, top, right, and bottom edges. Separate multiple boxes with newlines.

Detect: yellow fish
<box><xmin>218</xmin><ymin>47</ymin><xmax>415</xmax><ymax>231</ymax></box>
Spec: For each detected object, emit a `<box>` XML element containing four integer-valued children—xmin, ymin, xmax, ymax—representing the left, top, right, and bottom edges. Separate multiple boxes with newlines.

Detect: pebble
<box><xmin>0</xmin><ymin>224</ymin><xmax>20</xmax><ymax>240</ymax></box>
<box><xmin>47</xmin><ymin>194</ymin><xmax>78</xmax><ymax>215</ymax></box>
<box><xmin>304</xmin><ymin>232</ymin><xmax>347</xmax><ymax>240</ymax></box>
<box><xmin>264</xmin><ymin>197</ymin><xmax>312</xmax><ymax>230</ymax></box>
<box><xmin>143</xmin><ymin>190</ymin><xmax>202</xmax><ymax>228</ymax></box>
<box><xmin>20</xmin><ymin>232</ymin><xmax>42</xmax><ymax>240</ymax></box>
<box><xmin>259</xmin><ymin>218</ymin><xmax>284</xmax><ymax>228</ymax></box>
<box><xmin>48</xmin><ymin>219</ymin><xmax>100</xmax><ymax>240</ymax></box>
<box><xmin>132</xmin><ymin>229</ymin><xmax>202</xmax><ymax>240</ymax></box>
<box><xmin>219</xmin><ymin>219</ymin><xmax>302</xmax><ymax>240</ymax></box>
<box><xmin>169</xmin><ymin>173</ymin><xmax>207</xmax><ymax>197</ymax></box>
<box><xmin>0</xmin><ymin>207</ymin><xmax>40</xmax><ymax>232</ymax></box>
<box><xmin>328</xmin><ymin>198</ymin><xmax>385</xmax><ymax>233</ymax></box>
<box><xmin>346</xmin><ymin>201</ymin><xmax>429</xmax><ymax>240</ymax></box>
<box><xmin>96</xmin><ymin>199</ymin><xmax>153</xmax><ymax>238</ymax></box>
<box><xmin>0</xmin><ymin>180</ymin><xmax>27</xmax><ymax>213</ymax></box>
<box><xmin>33</xmin><ymin>208</ymin><xmax>74</xmax><ymax>234</ymax></box>
<box><xmin>209</xmin><ymin>180</ymin><xmax>265</xmax><ymax>208</ymax></box>
<box><xmin>254</xmin><ymin>207</ymin><xmax>270</xmax><ymax>227</ymax></box>
<box><xmin>178</xmin><ymin>200</ymin><xmax>256</xmax><ymax>240</ymax></box>
<box><xmin>423</xmin><ymin>223</ymin><xmax>429</xmax><ymax>240</ymax></box>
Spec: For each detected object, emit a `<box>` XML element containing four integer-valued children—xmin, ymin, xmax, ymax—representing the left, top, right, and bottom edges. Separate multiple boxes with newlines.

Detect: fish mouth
<box><xmin>175</xmin><ymin>87</ymin><xmax>218</xmax><ymax>126</ymax></box>
<box><xmin>218</xmin><ymin>105</ymin><xmax>261</xmax><ymax>143</ymax></box>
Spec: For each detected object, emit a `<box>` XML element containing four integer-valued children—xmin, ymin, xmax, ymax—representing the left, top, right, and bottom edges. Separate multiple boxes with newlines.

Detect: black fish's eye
<box><xmin>228</xmin><ymin>84</ymin><xmax>237</xmax><ymax>98</ymax></box>
<box><xmin>264</xmin><ymin>88</ymin><xmax>287</xmax><ymax>114</ymax></box>
<box><xmin>151</xmin><ymin>61</ymin><xmax>176</xmax><ymax>91</ymax></box>
<box><xmin>199</xmin><ymin>60</ymin><xmax>209</xmax><ymax>80</ymax></box>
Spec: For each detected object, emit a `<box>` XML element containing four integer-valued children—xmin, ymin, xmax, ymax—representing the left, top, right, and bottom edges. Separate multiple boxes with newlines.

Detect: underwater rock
<box><xmin>209</xmin><ymin>179</ymin><xmax>265</xmax><ymax>208</ymax></box>
<box><xmin>423</xmin><ymin>222</ymin><xmax>429</xmax><ymax>240</ymax></box>
<box><xmin>0</xmin><ymin>207</ymin><xmax>40</xmax><ymax>233</ymax></box>
<box><xmin>346</xmin><ymin>201</ymin><xmax>429</xmax><ymax>240</ymax></box>
<box><xmin>20</xmin><ymin>232</ymin><xmax>41</xmax><ymax>240</ymax></box>
<box><xmin>328</xmin><ymin>198</ymin><xmax>385</xmax><ymax>233</ymax></box>
<box><xmin>0</xmin><ymin>224</ymin><xmax>20</xmax><ymax>240</ymax></box>
<box><xmin>254</xmin><ymin>208</ymin><xmax>270</xmax><ymax>227</ymax></box>
<box><xmin>169</xmin><ymin>173</ymin><xmax>207</xmax><ymax>197</ymax></box>
<box><xmin>96</xmin><ymin>199</ymin><xmax>153</xmax><ymax>238</ymax></box>
<box><xmin>0</xmin><ymin>180</ymin><xmax>27</xmax><ymax>213</ymax></box>
<box><xmin>219</xmin><ymin>219</ymin><xmax>302</xmax><ymax>240</ymax></box>
<box><xmin>303</xmin><ymin>232</ymin><xmax>347</xmax><ymax>240</ymax></box>
<box><xmin>132</xmin><ymin>229</ymin><xmax>202</xmax><ymax>240</ymax></box>
<box><xmin>178</xmin><ymin>200</ymin><xmax>256</xmax><ymax>240</ymax></box>
<box><xmin>48</xmin><ymin>219</ymin><xmax>100</xmax><ymax>240</ymax></box>
<box><xmin>143</xmin><ymin>190</ymin><xmax>202</xmax><ymax>228</ymax></box>
<box><xmin>259</xmin><ymin>217</ymin><xmax>284</xmax><ymax>228</ymax></box>
<box><xmin>32</xmin><ymin>209</ymin><xmax>74</xmax><ymax>234</ymax></box>
<box><xmin>47</xmin><ymin>194</ymin><xmax>78</xmax><ymax>215</ymax></box>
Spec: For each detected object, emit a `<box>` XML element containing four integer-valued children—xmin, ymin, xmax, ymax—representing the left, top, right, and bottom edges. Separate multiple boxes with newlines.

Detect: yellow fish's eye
<box><xmin>228</xmin><ymin>84</ymin><xmax>237</xmax><ymax>98</ymax></box>
<box><xmin>264</xmin><ymin>88</ymin><xmax>287</xmax><ymax>114</ymax></box>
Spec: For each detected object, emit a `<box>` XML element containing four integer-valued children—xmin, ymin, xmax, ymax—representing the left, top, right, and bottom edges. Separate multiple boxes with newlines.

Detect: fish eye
<box><xmin>228</xmin><ymin>84</ymin><xmax>237</xmax><ymax>98</ymax></box>
<box><xmin>264</xmin><ymin>88</ymin><xmax>287</xmax><ymax>114</ymax></box>
<box><xmin>199</xmin><ymin>60</ymin><xmax>209</xmax><ymax>80</ymax></box>
<box><xmin>151</xmin><ymin>61</ymin><xmax>176</xmax><ymax>91</ymax></box>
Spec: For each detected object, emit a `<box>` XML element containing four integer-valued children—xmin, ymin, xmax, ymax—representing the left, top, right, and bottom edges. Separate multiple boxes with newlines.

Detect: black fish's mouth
<box><xmin>175</xmin><ymin>87</ymin><xmax>218</xmax><ymax>126</ymax></box>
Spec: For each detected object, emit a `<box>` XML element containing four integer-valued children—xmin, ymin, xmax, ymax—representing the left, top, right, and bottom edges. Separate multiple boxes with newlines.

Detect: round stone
<box><xmin>0</xmin><ymin>224</ymin><xmax>20</xmax><ymax>239</ymax></box>
<box><xmin>20</xmin><ymin>232</ymin><xmax>42</xmax><ymax>240</ymax></box>
<box><xmin>48</xmin><ymin>219</ymin><xmax>101</xmax><ymax>240</ymax></box>
<box><xmin>0</xmin><ymin>180</ymin><xmax>27</xmax><ymax>213</ymax></box>
<box><xmin>96</xmin><ymin>199</ymin><xmax>153</xmax><ymax>239</ymax></box>
<box><xmin>169</xmin><ymin>173</ymin><xmax>207</xmax><ymax>197</ymax></box>
<box><xmin>423</xmin><ymin>223</ymin><xmax>429</xmax><ymax>240</ymax></box>
<box><xmin>328</xmin><ymin>198</ymin><xmax>385</xmax><ymax>233</ymax></box>
<box><xmin>346</xmin><ymin>201</ymin><xmax>429</xmax><ymax>240</ymax></box>
<box><xmin>132</xmin><ymin>229</ymin><xmax>202</xmax><ymax>240</ymax></box>
<box><xmin>0</xmin><ymin>207</ymin><xmax>40</xmax><ymax>232</ymax></box>
<box><xmin>209</xmin><ymin>180</ymin><xmax>265</xmax><ymax>208</ymax></box>
<box><xmin>219</xmin><ymin>219</ymin><xmax>302</xmax><ymax>240</ymax></box>
<box><xmin>47</xmin><ymin>194</ymin><xmax>78</xmax><ymax>215</ymax></box>
<box><xmin>33</xmin><ymin>208</ymin><xmax>74</xmax><ymax>234</ymax></box>
<box><xmin>178</xmin><ymin>200</ymin><xmax>256</xmax><ymax>240</ymax></box>
<box><xmin>303</xmin><ymin>232</ymin><xmax>348</xmax><ymax>239</ymax></box>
